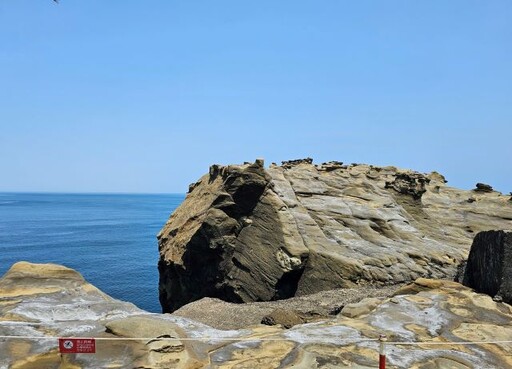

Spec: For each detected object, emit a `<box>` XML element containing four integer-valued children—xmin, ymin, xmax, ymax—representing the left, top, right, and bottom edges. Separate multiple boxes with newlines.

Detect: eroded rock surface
<box><xmin>2</xmin><ymin>263</ymin><xmax>512</xmax><ymax>369</ymax></box>
<box><xmin>158</xmin><ymin>159</ymin><xmax>512</xmax><ymax>312</ymax></box>
<box><xmin>0</xmin><ymin>262</ymin><xmax>208</xmax><ymax>369</ymax></box>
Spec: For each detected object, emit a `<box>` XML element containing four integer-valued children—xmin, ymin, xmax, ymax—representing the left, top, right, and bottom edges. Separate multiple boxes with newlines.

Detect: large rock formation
<box><xmin>158</xmin><ymin>159</ymin><xmax>512</xmax><ymax>312</ymax></box>
<box><xmin>463</xmin><ymin>230</ymin><xmax>512</xmax><ymax>304</ymax></box>
<box><xmin>2</xmin><ymin>262</ymin><xmax>512</xmax><ymax>368</ymax></box>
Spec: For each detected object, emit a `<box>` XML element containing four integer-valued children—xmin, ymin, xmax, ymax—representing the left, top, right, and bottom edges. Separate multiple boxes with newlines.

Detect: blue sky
<box><xmin>1</xmin><ymin>1</ymin><xmax>511</xmax><ymax>193</ymax></box>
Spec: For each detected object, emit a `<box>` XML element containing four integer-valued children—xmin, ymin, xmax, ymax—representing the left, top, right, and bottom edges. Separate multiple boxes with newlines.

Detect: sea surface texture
<box><xmin>0</xmin><ymin>193</ymin><xmax>184</xmax><ymax>313</ymax></box>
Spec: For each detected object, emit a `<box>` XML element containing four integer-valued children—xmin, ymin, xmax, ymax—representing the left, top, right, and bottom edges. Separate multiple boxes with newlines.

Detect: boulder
<box><xmin>340</xmin><ymin>297</ymin><xmax>381</xmax><ymax>318</ymax></box>
<box><xmin>158</xmin><ymin>159</ymin><xmax>512</xmax><ymax>312</ymax></box>
<box><xmin>260</xmin><ymin>308</ymin><xmax>307</xmax><ymax>328</ymax></box>
<box><xmin>462</xmin><ymin>230</ymin><xmax>512</xmax><ymax>304</ymax></box>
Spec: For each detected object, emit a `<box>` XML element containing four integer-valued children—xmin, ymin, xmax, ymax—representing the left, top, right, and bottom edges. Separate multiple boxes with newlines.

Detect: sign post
<box><xmin>379</xmin><ymin>334</ymin><xmax>387</xmax><ymax>369</ymax></box>
<box><xmin>58</xmin><ymin>338</ymin><xmax>96</xmax><ymax>354</ymax></box>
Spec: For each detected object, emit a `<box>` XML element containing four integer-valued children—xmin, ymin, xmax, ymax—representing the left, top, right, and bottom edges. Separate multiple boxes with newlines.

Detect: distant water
<box><xmin>0</xmin><ymin>193</ymin><xmax>184</xmax><ymax>313</ymax></box>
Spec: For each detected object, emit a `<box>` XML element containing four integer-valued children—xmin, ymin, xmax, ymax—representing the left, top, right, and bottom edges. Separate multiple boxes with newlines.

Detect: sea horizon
<box><xmin>0</xmin><ymin>192</ymin><xmax>185</xmax><ymax>313</ymax></box>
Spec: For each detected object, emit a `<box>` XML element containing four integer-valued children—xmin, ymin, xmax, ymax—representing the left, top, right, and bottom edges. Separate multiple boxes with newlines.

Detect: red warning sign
<box><xmin>58</xmin><ymin>338</ymin><xmax>96</xmax><ymax>354</ymax></box>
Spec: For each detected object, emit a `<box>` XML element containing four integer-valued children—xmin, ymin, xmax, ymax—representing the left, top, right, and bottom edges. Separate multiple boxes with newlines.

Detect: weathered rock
<box><xmin>159</xmin><ymin>159</ymin><xmax>512</xmax><ymax>312</ymax></box>
<box><xmin>3</xmin><ymin>263</ymin><xmax>512</xmax><ymax>368</ymax></box>
<box><xmin>384</xmin><ymin>172</ymin><xmax>430</xmax><ymax>199</ymax></box>
<box><xmin>0</xmin><ymin>262</ymin><xmax>203</xmax><ymax>369</ymax></box>
<box><xmin>319</xmin><ymin>161</ymin><xmax>344</xmax><ymax>171</ymax></box>
<box><xmin>281</xmin><ymin>157</ymin><xmax>313</xmax><ymax>168</ymax></box>
<box><xmin>340</xmin><ymin>297</ymin><xmax>381</xmax><ymax>318</ymax></box>
<box><xmin>474</xmin><ymin>182</ymin><xmax>494</xmax><ymax>192</ymax></box>
<box><xmin>463</xmin><ymin>230</ymin><xmax>512</xmax><ymax>304</ymax></box>
<box><xmin>260</xmin><ymin>308</ymin><xmax>307</xmax><ymax>328</ymax></box>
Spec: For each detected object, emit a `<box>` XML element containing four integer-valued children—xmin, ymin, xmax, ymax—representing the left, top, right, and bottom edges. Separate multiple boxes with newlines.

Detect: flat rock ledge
<box><xmin>158</xmin><ymin>159</ymin><xmax>512</xmax><ymax>312</ymax></box>
<box><xmin>2</xmin><ymin>262</ymin><xmax>512</xmax><ymax>368</ymax></box>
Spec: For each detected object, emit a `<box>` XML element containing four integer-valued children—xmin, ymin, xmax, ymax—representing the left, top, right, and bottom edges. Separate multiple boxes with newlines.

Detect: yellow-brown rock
<box><xmin>2</xmin><ymin>263</ymin><xmax>512</xmax><ymax>368</ymax></box>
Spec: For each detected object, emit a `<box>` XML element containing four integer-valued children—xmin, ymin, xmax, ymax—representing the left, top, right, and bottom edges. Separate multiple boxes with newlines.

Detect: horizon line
<box><xmin>0</xmin><ymin>191</ymin><xmax>186</xmax><ymax>196</ymax></box>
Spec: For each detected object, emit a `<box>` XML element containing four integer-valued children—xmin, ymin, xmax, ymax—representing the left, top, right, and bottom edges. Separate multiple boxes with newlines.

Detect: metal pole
<box><xmin>379</xmin><ymin>334</ymin><xmax>387</xmax><ymax>369</ymax></box>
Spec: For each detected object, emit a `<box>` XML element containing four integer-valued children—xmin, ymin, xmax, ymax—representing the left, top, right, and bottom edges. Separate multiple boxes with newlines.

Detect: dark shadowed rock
<box><xmin>281</xmin><ymin>157</ymin><xmax>313</xmax><ymax>168</ymax></box>
<box><xmin>462</xmin><ymin>230</ymin><xmax>512</xmax><ymax>304</ymax></box>
<box><xmin>474</xmin><ymin>182</ymin><xmax>494</xmax><ymax>192</ymax></box>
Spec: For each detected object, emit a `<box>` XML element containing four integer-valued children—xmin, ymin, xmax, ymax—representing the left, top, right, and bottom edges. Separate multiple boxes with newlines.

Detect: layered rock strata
<box><xmin>2</xmin><ymin>262</ymin><xmax>512</xmax><ymax>368</ymax></box>
<box><xmin>158</xmin><ymin>159</ymin><xmax>512</xmax><ymax>312</ymax></box>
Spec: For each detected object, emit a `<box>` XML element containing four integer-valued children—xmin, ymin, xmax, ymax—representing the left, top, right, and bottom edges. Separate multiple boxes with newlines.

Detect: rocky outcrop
<box><xmin>463</xmin><ymin>230</ymin><xmax>512</xmax><ymax>304</ymax></box>
<box><xmin>158</xmin><ymin>159</ymin><xmax>512</xmax><ymax>312</ymax></box>
<box><xmin>3</xmin><ymin>263</ymin><xmax>512</xmax><ymax>368</ymax></box>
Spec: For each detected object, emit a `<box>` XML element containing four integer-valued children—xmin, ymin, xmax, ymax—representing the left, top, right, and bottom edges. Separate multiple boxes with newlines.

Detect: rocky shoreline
<box><xmin>2</xmin><ymin>159</ymin><xmax>512</xmax><ymax>368</ymax></box>
<box><xmin>2</xmin><ymin>261</ymin><xmax>512</xmax><ymax>368</ymax></box>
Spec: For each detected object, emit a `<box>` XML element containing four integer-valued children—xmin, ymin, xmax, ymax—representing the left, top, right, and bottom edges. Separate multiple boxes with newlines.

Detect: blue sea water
<box><xmin>0</xmin><ymin>193</ymin><xmax>184</xmax><ymax>313</ymax></box>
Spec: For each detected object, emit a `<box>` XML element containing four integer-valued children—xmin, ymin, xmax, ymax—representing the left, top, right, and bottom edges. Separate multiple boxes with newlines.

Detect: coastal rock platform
<box><xmin>1</xmin><ymin>262</ymin><xmax>512</xmax><ymax>368</ymax></box>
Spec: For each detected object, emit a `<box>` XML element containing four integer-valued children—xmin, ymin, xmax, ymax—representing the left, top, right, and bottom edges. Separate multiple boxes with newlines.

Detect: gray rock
<box><xmin>462</xmin><ymin>230</ymin><xmax>512</xmax><ymax>304</ymax></box>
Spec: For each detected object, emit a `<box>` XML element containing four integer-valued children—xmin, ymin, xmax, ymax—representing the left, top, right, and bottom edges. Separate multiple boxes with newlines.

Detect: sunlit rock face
<box><xmin>158</xmin><ymin>159</ymin><xmax>512</xmax><ymax>312</ymax></box>
<box><xmin>2</xmin><ymin>263</ymin><xmax>512</xmax><ymax>369</ymax></box>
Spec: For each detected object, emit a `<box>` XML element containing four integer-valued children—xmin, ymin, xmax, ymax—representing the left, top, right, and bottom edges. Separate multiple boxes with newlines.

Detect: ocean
<box><xmin>0</xmin><ymin>192</ymin><xmax>184</xmax><ymax>313</ymax></box>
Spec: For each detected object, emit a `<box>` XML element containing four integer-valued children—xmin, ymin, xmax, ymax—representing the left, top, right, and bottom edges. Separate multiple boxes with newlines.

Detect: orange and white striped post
<box><xmin>379</xmin><ymin>334</ymin><xmax>387</xmax><ymax>369</ymax></box>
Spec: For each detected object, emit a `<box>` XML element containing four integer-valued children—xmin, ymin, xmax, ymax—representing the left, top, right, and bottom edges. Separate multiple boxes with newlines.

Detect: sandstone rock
<box><xmin>260</xmin><ymin>308</ymin><xmax>306</xmax><ymax>328</ymax></box>
<box><xmin>340</xmin><ymin>297</ymin><xmax>381</xmax><ymax>318</ymax></box>
<box><xmin>0</xmin><ymin>262</ymin><xmax>201</xmax><ymax>369</ymax></box>
<box><xmin>3</xmin><ymin>263</ymin><xmax>512</xmax><ymax>368</ymax></box>
<box><xmin>159</xmin><ymin>160</ymin><xmax>512</xmax><ymax>312</ymax></box>
<box><xmin>319</xmin><ymin>161</ymin><xmax>344</xmax><ymax>171</ymax></box>
<box><xmin>384</xmin><ymin>172</ymin><xmax>430</xmax><ymax>199</ymax></box>
<box><xmin>105</xmin><ymin>316</ymin><xmax>182</xmax><ymax>340</ymax></box>
<box><xmin>462</xmin><ymin>230</ymin><xmax>512</xmax><ymax>304</ymax></box>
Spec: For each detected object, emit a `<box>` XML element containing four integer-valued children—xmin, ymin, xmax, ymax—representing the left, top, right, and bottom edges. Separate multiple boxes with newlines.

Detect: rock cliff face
<box><xmin>158</xmin><ymin>159</ymin><xmax>512</xmax><ymax>312</ymax></box>
<box><xmin>3</xmin><ymin>262</ymin><xmax>512</xmax><ymax>369</ymax></box>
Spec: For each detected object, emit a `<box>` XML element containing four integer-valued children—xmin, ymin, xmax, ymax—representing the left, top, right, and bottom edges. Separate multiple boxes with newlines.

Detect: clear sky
<box><xmin>1</xmin><ymin>1</ymin><xmax>511</xmax><ymax>193</ymax></box>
